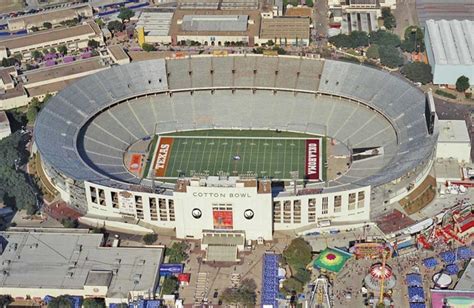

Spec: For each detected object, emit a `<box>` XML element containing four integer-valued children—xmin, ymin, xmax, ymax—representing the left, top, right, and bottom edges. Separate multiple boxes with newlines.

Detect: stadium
<box><xmin>34</xmin><ymin>55</ymin><xmax>438</xmax><ymax>248</ymax></box>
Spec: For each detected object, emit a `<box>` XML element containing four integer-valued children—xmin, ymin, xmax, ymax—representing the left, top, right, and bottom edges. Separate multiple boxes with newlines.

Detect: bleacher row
<box><xmin>261</xmin><ymin>253</ymin><xmax>280</xmax><ymax>307</ymax></box>
<box><xmin>34</xmin><ymin>55</ymin><xmax>437</xmax><ymax>190</ymax></box>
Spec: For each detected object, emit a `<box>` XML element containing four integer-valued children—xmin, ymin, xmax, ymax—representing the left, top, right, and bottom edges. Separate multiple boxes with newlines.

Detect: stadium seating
<box><xmin>35</xmin><ymin>55</ymin><xmax>437</xmax><ymax>191</ymax></box>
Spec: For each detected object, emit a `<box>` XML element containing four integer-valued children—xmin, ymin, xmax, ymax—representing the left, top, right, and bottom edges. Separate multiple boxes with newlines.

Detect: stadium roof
<box><xmin>425</xmin><ymin>19</ymin><xmax>474</xmax><ymax>66</ymax></box>
<box><xmin>416</xmin><ymin>0</ymin><xmax>474</xmax><ymax>24</ymax></box>
<box><xmin>181</xmin><ymin>15</ymin><xmax>249</xmax><ymax>32</ymax></box>
<box><xmin>455</xmin><ymin>259</ymin><xmax>474</xmax><ymax>291</ymax></box>
<box><xmin>0</xmin><ymin>231</ymin><xmax>163</xmax><ymax>299</ymax></box>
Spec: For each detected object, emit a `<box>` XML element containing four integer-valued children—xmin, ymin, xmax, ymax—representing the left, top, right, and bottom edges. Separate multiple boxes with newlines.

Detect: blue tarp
<box><xmin>261</xmin><ymin>253</ymin><xmax>280</xmax><ymax>307</ymax></box>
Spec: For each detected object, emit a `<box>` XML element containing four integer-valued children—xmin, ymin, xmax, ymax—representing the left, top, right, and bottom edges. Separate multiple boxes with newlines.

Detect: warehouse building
<box><xmin>0</xmin><ymin>21</ymin><xmax>103</xmax><ymax>60</ymax></box>
<box><xmin>436</xmin><ymin>120</ymin><xmax>471</xmax><ymax>163</ymax></box>
<box><xmin>257</xmin><ymin>16</ymin><xmax>310</xmax><ymax>46</ymax></box>
<box><xmin>7</xmin><ymin>4</ymin><xmax>93</xmax><ymax>31</ymax></box>
<box><xmin>0</xmin><ymin>230</ymin><xmax>163</xmax><ymax>306</ymax></box>
<box><xmin>424</xmin><ymin>19</ymin><xmax>474</xmax><ymax>87</ymax></box>
<box><xmin>171</xmin><ymin>11</ymin><xmax>261</xmax><ymax>46</ymax></box>
<box><xmin>136</xmin><ymin>10</ymin><xmax>173</xmax><ymax>44</ymax></box>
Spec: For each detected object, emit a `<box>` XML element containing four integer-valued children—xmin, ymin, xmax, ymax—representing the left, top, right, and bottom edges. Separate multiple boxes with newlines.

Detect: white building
<box><xmin>136</xmin><ymin>10</ymin><xmax>173</xmax><ymax>44</ymax></box>
<box><xmin>425</xmin><ymin>19</ymin><xmax>474</xmax><ymax>87</ymax></box>
<box><xmin>0</xmin><ymin>230</ymin><xmax>163</xmax><ymax>305</ymax></box>
<box><xmin>436</xmin><ymin>120</ymin><xmax>471</xmax><ymax>163</ymax></box>
<box><xmin>0</xmin><ymin>111</ymin><xmax>11</xmax><ymax>140</ymax></box>
<box><xmin>0</xmin><ymin>21</ymin><xmax>103</xmax><ymax>60</ymax></box>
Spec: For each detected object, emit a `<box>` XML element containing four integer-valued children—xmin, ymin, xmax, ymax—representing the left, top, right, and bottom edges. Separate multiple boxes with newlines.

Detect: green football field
<box><xmin>164</xmin><ymin>136</ymin><xmax>306</xmax><ymax>179</ymax></box>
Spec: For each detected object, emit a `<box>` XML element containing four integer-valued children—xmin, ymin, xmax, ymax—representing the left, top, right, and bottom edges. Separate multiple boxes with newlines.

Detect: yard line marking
<box><xmin>185</xmin><ymin>138</ymin><xmax>195</xmax><ymax>177</ymax></box>
<box><xmin>269</xmin><ymin>139</ymin><xmax>274</xmax><ymax>176</ymax></box>
<box><xmin>240</xmin><ymin>138</ymin><xmax>247</xmax><ymax>175</ymax></box>
<box><xmin>212</xmin><ymin>138</ymin><xmax>220</xmax><ymax>174</ymax></box>
<box><xmin>168</xmin><ymin>137</ymin><xmax>180</xmax><ymax>177</ymax></box>
<box><xmin>198</xmin><ymin>138</ymin><xmax>207</xmax><ymax>172</ymax></box>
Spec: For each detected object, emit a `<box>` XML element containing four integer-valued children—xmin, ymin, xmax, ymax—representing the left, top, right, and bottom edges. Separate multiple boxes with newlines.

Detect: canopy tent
<box><xmin>313</xmin><ymin>248</ymin><xmax>352</xmax><ymax>273</ymax></box>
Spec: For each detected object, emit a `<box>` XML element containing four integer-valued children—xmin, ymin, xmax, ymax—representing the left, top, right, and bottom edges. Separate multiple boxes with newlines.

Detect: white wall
<box><xmin>173</xmin><ymin>185</ymin><xmax>273</xmax><ymax>240</ymax></box>
<box><xmin>437</xmin><ymin>142</ymin><xmax>471</xmax><ymax>163</ymax></box>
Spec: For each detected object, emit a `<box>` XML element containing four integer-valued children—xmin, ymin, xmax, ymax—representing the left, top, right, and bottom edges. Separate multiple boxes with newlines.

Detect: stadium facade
<box><xmin>34</xmin><ymin>55</ymin><xmax>438</xmax><ymax>241</ymax></box>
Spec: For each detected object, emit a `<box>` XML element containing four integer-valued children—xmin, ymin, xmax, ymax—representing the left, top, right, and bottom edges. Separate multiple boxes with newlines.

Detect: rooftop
<box><xmin>260</xmin><ymin>17</ymin><xmax>310</xmax><ymax>39</ymax></box>
<box><xmin>181</xmin><ymin>15</ymin><xmax>249</xmax><ymax>32</ymax></box>
<box><xmin>416</xmin><ymin>0</ymin><xmax>474</xmax><ymax>24</ymax></box>
<box><xmin>438</xmin><ymin>120</ymin><xmax>471</xmax><ymax>144</ymax></box>
<box><xmin>8</xmin><ymin>4</ymin><xmax>92</xmax><ymax>28</ymax></box>
<box><xmin>455</xmin><ymin>259</ymin><xmax>474</xmax><ymax>291</ymax></box>
<box><xmin>137</xmin><ymin>11</ymin><xmax>174</xmax><ymax>36</ymax></box>
<box><xmin>0</xmin><ymin>231</ymin><xmax>163</xmax><ymax>299</ymax></box>
<box><xmin>0</xmin><ymin>21</ymin><xmax>101</xmax><ymax>50</ymax></box>
<box><xmin>425</xmin><ymin>19</ymin><xmax>474</xmax><ymax>65</ymax></box>
<box><xmin>171</xmin><ymin>10</ymin><xmax>260</xmax><ymax>37</ymax></box>
<box><xmin>23</xmin><ymin>57</ymin><xmax>107</xmax><ymax>85</ymax></box>
<box><xmin>107</xmin><ymin>45</ymin><xmax>129</xmax><ymax>62</ymax></box>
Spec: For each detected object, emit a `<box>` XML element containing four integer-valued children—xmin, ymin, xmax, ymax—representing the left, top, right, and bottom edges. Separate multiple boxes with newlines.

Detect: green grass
<box><xmin>162</xmin><ymin>129</ymin><xmax>317</xmax><ymax>138</ymax></box>
<box><xmin>162</xmin><ymin>136</ymin><xmax>308</xmax><ymax>180</ymax></box>
<box><xmin>142</xmin><ymin>135</ymin><xmax>158</xmax><ymax>177</ymax></box>
<box><xmin>435</xmin><ymin>89</ymin><xmax>457</xmax><ymax>99</ymax></box>
<box><xmin>322</xmin><ymin>137</ymin><xmax>327</xmax><ymax>181</ymax></box>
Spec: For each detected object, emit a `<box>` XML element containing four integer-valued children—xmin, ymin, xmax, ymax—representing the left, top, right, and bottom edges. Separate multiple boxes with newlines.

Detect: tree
<box><xmin>378</xmin><ymin>45</ymin><xmax>403</xmax><ymax>68</ymax></box>
<box><xmin>31</xmin><ymin>50</ymin><xmax>42</xmax><ymax>60</ymax></box>
<box><xmin>0</xmin><ymin>295</ymin><xmax>13</xmax><ymax>307</ymax></box>
<box><xmin>401</xmin><ymin>62</ymin><xmax>432</xmax><ymax>84</ymax></box>
<box><xmin>143</xmin><ymin>233</ymin><xmax>158</xmax><ymax>245</ymax></box>
<box><xmin>61</xmin><ymin>218</ymin><xmax>79</xmax><ymax>228</ymax></box>
<box><xmin>83</xmin><ymin>298</ymin><xmax>105</xmax><ymax>308</ymax></box>
<box><xmin>329</xmin><ymin>31</ymin><xmax>369</xmax><ymax>48</ymax></box>
<box><xmin>58</xmin><ymin>45</ymin><xmax>68</xmax><ymax>55</ymax></box>
<box><xmin>118</xmin><ymin>7</ymin><xmax>135</xmax><ymax>22</ymax></box>
<box><xmin>281</xmin><ymin>277</ymin><xmax>304</xmax><ymax>294</ymax></box>
<box><xmin>294</xmin><ymin>268</ymin><xmax>311</xmax><ymax>284</ymax></box>
<box><xmin>1</xmin><ymin>57</ymin><xmax>17</xmax><ymax>67</ymax></box>
<box><xmin>107</xmin><ymin>20</ymin><xmax>124</xmax><ymax>32</ymax></box>
<box><xmin>401</xmin><ymin>26</ymin><xmax>424</xmax><ymax>52</ymax></box>
<box><xmin>165</xmin><ymin>241</ymin><xmax>188</xmax><ymax>263</ymax></box>
<box><xmin>88</xmin><ymin>39</ymin><xmax>100</xmax><ymax>49</ymax></box>
<box><xmin>456</xmin><ymin>76</ymin><xmax>470</xmax><ymax>92</ymax></box>
<box><xmin>49</xmin><ymin>47</ymin><xmax>56</xmax><ymax>54</ymax></box>
<box><xmin>283</xmin><ymin>238</ymin><xmax>312</xmax><ymax>271</ymax></box>
<box><xmin>382</xmin><ymin>8</ymin><xmax>396</xmax><ymax>30</ymax></box>
<box><xmin>31</xmin><ymin>26</ymin><xmax>39</xmax><ymax>32</ymax></box>
<box><xmin>366</xmin><ymin>44</ymin><xmax>380</xmax><ymax>59</ymax></box>
<box><xmin>267</xmin><ymin>40</ymin><xmax>274</xmax><ymax>46</ymax></box>
<box><xmin>369</xmin><ymin>30</ymin><xmax>400</xmax><ymax>47</ymax></box>
<box><xmin>161</xmin><ymin>276</ymin><xmax>179</xmax><ymax>295</ymax></box>
<box><xmin>221</xmin><ymin>279</ymin><xmax>257</xmax><ymax>306</ymax></box>
<box><xmin>26</xmin><ymin>97</ymin><xmax>42</xmax><ymax>123</ymax></box>
<box><xmin>141</xmin><ymin>43</ymin><xmax>156</xmax><ymax>52</ymax></box>
<box><xmin>95</xmin><ymin>19</ymin><xmax>105</xmax><ymax>27</ymax></box>
<box><xmin>43</xmin><ymin>22</ymin><xmax>52</xmax><ymax>29</ymax></box>
<box><xmin>47</xmin><ymin>295</ymin><xmax>74</xmax><ymax>308</ymax></box>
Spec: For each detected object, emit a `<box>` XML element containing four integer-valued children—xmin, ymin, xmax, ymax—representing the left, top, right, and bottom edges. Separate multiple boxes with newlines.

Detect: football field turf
<box><xmin>153</xmin><ymin>136</ymin><xmax>312</xmax><ymax>180</ymax></box>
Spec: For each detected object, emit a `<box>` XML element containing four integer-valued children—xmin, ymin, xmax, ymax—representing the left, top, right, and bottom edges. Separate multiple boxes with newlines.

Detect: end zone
<box><xmin>305</xmin><ymin>139</ymin><xmax>322</xmax><ymax>181</ymax></box>
<box><xmin>152</xmin><ymin>137</ymin><xmax>174</xmax><ymax>177</ymax></box>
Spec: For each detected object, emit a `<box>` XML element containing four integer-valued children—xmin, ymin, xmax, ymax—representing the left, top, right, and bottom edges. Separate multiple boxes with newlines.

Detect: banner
<box><xmin>213</xmin><ymin>210</ymin><xmax>233</xmax><ymax>230</ymax></box>
<box><xmin>154</xmin><ymin>137</ymin><xmax>174</xmax><ymax>177</ymax></box>
<box><xmin>129</xmin><ymin>154</ymin><xmax>142</xmax><ymax>172</ymax></box>
<box><xmin>159</xmin><ymin>264</ymin><xmax>184</xmax><ymax>276</ymax></box>
<box><xmin>305</xmin><ymin>139</ymin><xmax>320</xmax><ymax>180</ymax></box>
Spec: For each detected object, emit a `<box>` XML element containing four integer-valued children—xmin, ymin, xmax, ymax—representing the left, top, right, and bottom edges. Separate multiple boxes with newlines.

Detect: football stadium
<box><xmin>34</xmin><ymin>55</ymin><xmax>438</xmax><ymax>249</ymax></box>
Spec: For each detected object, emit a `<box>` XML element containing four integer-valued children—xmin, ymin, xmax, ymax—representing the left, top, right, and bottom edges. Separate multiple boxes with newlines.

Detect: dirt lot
<box><xmin>0</xmin><ymin>0</ymin><xmax>25</xmax><ymax>14</ymax></box>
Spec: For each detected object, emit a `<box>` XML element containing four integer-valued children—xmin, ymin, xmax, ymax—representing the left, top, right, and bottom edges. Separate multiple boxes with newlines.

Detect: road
<box><xmin>313</xmin><ymin>0</ymin><xmax>329</xmax><ymax>45</ymax></box>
